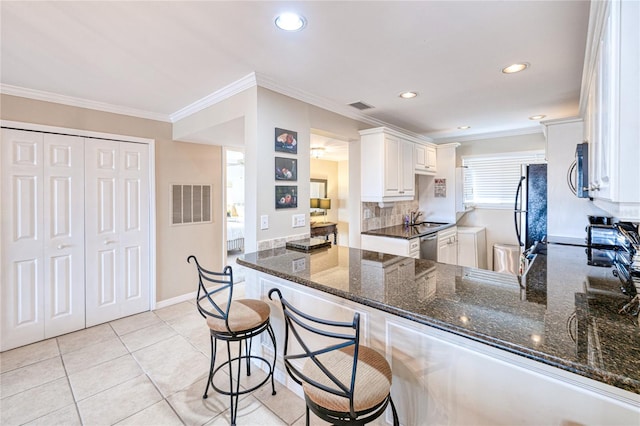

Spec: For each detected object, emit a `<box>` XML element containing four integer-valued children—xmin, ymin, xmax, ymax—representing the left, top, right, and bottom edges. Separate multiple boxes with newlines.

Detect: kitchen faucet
<box><xmin>410</xmin><ymin>210</ymin><xmax>423</xmax><ymax>225</ymax></box>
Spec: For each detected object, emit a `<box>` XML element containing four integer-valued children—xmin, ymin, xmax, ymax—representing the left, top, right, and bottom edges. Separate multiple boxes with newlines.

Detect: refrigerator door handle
<box><xmin>514</xmin><ymin>176</ymin><xmax>525</xmax><ymax>247</ymax></box>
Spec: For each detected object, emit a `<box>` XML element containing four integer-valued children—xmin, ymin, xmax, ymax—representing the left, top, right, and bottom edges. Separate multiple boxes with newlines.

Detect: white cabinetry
<box><xmin>360</xmin><ymin>127</ymin><xmax>416</xmax><ymax>203</ymax></box>
<box><xmin>437</xmin><ymin>226</ymin><xmax>458</xmax><ymax>265</ymax></box>
<box><xmin>457</xmin><ymin>226</ymin><xmax>487</xmax><ymax>269</ymax></box>
<box><xmin>583</xmin><ymin>0</ymin><xmax>640</xmax><ymax>219</ymax></box>
<box><xmin>361</xmin><ymin>234</ymin><xmax>420</xmax><ymax>258</ymax></box>
<box><xmin>414</xmin><ymin>143</ymin><xmax>437</xmax><ymax>175</ymax></box>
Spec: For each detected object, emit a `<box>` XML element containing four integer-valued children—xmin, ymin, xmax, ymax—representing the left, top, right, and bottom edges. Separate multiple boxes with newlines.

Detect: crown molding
<box><xmin>0</xmin><ymin>84</ymin><xmax>171</xmax><ymax>122</ymax></box>
<box><xmin>254</xmin><ymin>72</ymin><xmax>434</xmax><ymax>143</ymax></box>
<box><xmin>169</xmin><ymin>72</ymin><xmax>258</xmax><ymax>122</ymax></box>
<box><xmin>433</xmin><ymin>125</ymin><xmax>543</xmax><ymax>144</ymax></box>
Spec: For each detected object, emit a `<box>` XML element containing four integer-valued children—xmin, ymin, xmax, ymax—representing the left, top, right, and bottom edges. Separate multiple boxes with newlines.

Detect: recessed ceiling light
<box><xmin>399</xmin><ymin>91</ymin><xmax>418</xmax><ymax>99</ymax></box>
<box><xmin>529</xmin><ymin>114</ymin><xmax>546</xmax><ymax>120</ymax></box>
<box><xmin>275</xmin><ymin>12</ymin><xmax>306</xmax><ymax>31</ymax></box>
<box><xmin>458</xmin><ymin>125</ymin><xmax>471</xmax><ymax>130</ymax></box>
<box><xmin>501</xmin><ymin>63</ymin><xmax>529</xmax><ymax>74</ymax></box>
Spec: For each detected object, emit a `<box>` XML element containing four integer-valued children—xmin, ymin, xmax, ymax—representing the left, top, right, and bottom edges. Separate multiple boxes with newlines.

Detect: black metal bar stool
<box><xmin>188</xmin><ymin>256</ymin><xmax>276</xmax><ymax>425</ymax></box>
<box><xmin>268</xmin><ymin>288</ymin><xmax>399</xmax><ymax>426</ymax></box>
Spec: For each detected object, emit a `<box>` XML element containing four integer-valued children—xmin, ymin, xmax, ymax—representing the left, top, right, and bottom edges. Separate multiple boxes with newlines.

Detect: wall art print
<box><xmin>275</xmin><ymin>185</ymin><xmax>298</xmax><ymax>209</ymax></box>
<box><xmin>275</xmin><ymin>157</ymin><xmax>297</xmax><ymax>181</ymax></box>
<box><xmin>275</xmin><ymin>128</ymin><xmax>298</xmax><ymax>154</ymax></box>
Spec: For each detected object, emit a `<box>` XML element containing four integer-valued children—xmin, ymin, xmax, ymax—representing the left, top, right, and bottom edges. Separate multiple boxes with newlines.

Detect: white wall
<box><xmin>418</xmin><ymin>143</ymin><xmax>458</xmax><ymax>223</ymax></box>
<box><xmin>545</xmin><ymin>119</ymin><xmax>610</xmax><ymax>239</ymax></box>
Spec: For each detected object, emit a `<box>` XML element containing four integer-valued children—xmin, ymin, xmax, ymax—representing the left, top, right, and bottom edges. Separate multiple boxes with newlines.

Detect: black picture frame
<box><xmin>275</xmin><ymin>128</ymin><xmax>298</xmax><ymax>154</ymax></box>
<box><xmin>275</xmin><ymin>185</ymin><xmax>298</xmax><ymax>209</ymax></box>
<box><xmin>275</xmin><ymin>157</ymin><xmax>298</xmax><ymax>181</ymax></box>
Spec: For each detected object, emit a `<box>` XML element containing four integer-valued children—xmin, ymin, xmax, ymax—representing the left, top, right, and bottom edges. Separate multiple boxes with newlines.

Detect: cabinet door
<box><xmin>383</xmin><ymin>136</ymin><xmax>401</xmax><ymax>196</ymax></box>
<box><xmin>457</xmin><ymin>232</ymin><xmax>477</xmax><ymax>268</ymax></box>
<box><xmin>426</xmin><ymin>146</ymin><xmax>437</xmax><ymax>171</ymax></box>
<box><xmin>85</xmin><ymin>140</ymin><xmax>150</xmax><ymax>327</ymax></box>
<box><xmin>415</xmin><ymin>143</ymin><xmax>427</xmax><ymax>170</ymax></box>
<box><xmin>400</xmin><ymin>139</ymin><xmax>415</xmax><ymax>195</ymax></box>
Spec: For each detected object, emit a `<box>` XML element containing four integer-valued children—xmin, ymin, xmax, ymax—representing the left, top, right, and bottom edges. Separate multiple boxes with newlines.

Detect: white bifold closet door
<box><xmin>1</xmin><ymin>129</ymin><xmax>85</xmax><ymax>351</ymax></box>
<box><xmin>85</xmin><ymin>140</ymin><xmax>150</xmax><ymax>327</ymax></box>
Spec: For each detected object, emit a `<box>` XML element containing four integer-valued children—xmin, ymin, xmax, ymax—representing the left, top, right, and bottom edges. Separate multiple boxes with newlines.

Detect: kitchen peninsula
<box><xmin>238</xmin><ymin>243</ymin><xmax>639</xmax><ymax>425</ymax></box>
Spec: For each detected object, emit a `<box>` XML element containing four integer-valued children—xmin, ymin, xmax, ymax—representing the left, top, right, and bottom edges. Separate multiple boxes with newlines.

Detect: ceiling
<box><xmin>0</xmin><ymin>1</ymin><xmax>590</xmax><ymax>142</ymax></box>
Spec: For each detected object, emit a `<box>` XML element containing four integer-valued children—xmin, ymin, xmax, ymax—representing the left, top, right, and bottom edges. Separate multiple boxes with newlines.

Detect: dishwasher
<box><xmin>420</xmin><ymin>233</ymin><xmax>438</xmax><ymax>260</ymax></box>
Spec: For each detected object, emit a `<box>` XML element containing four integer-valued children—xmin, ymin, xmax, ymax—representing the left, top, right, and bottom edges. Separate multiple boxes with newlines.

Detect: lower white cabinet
<box><xmin>457</xmin><ymin>226</ymin><xmax>487</xmax><ymax>269</ymax></box>
<box><xmin>437</xmin><ymin>226</ymin><xmax>458</xmax><ymax>265</ymax></box>
<box><xmin>361</xmin><ymin>234</ymin><xmax>420</xmax><ymax>258</ymax></box>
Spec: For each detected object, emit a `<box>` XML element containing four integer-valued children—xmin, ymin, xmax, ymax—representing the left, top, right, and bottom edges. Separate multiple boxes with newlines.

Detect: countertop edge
<box><xmin>362</xmin><ymin>222</ymin><xmax>455</xmax><ymax>240</ymax></box>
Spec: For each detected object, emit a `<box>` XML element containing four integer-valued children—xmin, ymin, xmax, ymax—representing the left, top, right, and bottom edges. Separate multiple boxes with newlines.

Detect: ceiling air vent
<box><xmin>348</xmin><ymin>101</ymin><xmax>374</xmax><ymax>111</ymax></box>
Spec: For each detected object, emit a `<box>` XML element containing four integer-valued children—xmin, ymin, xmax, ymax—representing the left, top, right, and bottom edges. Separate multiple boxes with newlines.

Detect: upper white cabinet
<box><xmin>582</xmin><ymin>0</ymin><xmax>640</xmax><ymax>219</ymax></box>
<box><xmin>415</xmin><ymin>143</ymin><xmax>437</xmax><ymax>175</ymax></box>
<box><xmin>360</xmin><ymin>127</ymin><xmax>418</xmax><ymax>202</ymax></box>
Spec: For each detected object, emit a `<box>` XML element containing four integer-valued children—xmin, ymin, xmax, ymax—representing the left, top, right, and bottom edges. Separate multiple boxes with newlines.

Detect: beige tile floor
<box><xmin>0</xmin><ymin>283</ymin><xmax>356</xmax><ymax>426</ymax></box>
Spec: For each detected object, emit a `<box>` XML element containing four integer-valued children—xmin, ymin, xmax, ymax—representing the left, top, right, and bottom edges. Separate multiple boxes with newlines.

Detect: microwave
<box><xmin>575</xmin><ymin>142</ymin><xmax>589</xmax><ymax>198</ymax></box>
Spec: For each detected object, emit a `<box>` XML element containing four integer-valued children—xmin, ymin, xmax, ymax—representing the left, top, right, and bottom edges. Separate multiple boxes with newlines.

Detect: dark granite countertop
<box><xmin>361</xmin><ymin>222</ymin><xmax>455</xmax><ymax>240</ymax></box>
<box><xmin>238</xmin><ymin>243</ymin><xmax>640</xmax><ymax>394</ymax></box>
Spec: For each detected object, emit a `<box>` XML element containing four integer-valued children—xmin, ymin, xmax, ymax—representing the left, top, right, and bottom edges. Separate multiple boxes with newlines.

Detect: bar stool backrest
<box><xmin>188</xmin><ymin>255</ymin><xmax>235</xmax><ymax>334</ymax></box>
<box><xmin>268</xmin><ymin>288</ymin><xmax>361</xmax><ymax>419</ymax></box>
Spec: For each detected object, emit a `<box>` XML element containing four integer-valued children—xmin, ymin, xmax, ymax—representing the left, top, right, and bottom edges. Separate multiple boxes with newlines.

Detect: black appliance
<box><xmin>575</xmin><ymin>142</ymin><xmax>589</xmax><ymax>198</ymax></box>
<box><xmin>514</xmin><ymin>163</ymin><xmax>547</xmax><ymax>250</ymax></box>
<box><xmin>612</xmin><ymin>222</ymin><xmax>640</xmax><ymax>298</ymax></box>
<box><xmin>585</xmin><ymin>223</ymin><xmax>619</xmax><ymax>267</ymax></box>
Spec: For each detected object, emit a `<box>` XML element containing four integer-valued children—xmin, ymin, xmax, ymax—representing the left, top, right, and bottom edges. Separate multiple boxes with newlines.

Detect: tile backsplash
<box><xmin>361</xmin><ymin>200</ymin><xmax>419</xmax><ymax>231</ymax></box>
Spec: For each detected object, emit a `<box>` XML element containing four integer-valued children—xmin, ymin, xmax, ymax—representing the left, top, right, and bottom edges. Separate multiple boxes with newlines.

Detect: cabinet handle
<box><xmin>57</xmin><ymin>244</ymin><xmax>70</xmax><ymax>250</ymax></box>
<box><xmin>399</xmin><ymin>191</ymin><xmax>405</xmax><ymax>194</ymax></box>
<box><xmin>104</xmin><ymin>240</ymin><xmax>117</xmax><ymax>245</ymax></box>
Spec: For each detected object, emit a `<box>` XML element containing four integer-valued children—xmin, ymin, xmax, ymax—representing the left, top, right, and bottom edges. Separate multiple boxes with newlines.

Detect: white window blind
<box><xmin>462</xmin><ymin>151</ymin><xmax>545</xmax><ymax>208</ymax></box>
<box><xmin>172</xmin><ymin>184</ymin><xmax>212</xmax><ymax>225</ymax></box>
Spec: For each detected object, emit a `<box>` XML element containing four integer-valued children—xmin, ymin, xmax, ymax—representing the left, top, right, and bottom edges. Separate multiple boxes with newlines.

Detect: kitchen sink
<box><xmin>413</xmin><ymin>221</ymin><xmax>447</xmax><ymax>228</ymax></box>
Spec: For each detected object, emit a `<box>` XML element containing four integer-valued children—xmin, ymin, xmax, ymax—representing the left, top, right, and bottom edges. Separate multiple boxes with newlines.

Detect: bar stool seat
<box><xmin>303</xmin><ymin>345</ymin><xmax>392</xmax><ymax>414</ymax></box>
<box><xmin>203</xmin><ymin>300</ymin><xmax>270</xmax><ymax>333</ymax></box>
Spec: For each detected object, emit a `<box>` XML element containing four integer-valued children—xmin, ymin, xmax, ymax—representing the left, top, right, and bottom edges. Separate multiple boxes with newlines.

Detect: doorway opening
<box><xmin>310</xmin><ymin>132</ymin><xmax>350</xmax><ymax>246</ymax></box>
<box><xmin>225</xmin><ymin>148</ymin><xmax>245</xmax><ymax>282</ymax></box>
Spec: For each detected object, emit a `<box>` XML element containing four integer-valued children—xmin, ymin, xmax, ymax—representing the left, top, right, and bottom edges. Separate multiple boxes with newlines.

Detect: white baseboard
<box><xmin>155</xmin><ymin>291</ymin><xmax>196</xmax><ymax>310</ymax></box>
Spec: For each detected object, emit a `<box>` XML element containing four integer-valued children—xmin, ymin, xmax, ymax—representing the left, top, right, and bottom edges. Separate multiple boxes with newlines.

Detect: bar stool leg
<box><xmin>245</xmin><ymin>337</ymin><xmax>252</xmax><ymax>376</ymax></box>
<box><xmin>267</xmin><ymin>323</ymin><xmax>277</xmax><ymax>396</ymax></box>
<box><xmin>389</xmin><ymin>397</ymin><xmax>399</xmax><ymax>426</ymax></box>
<box><xmin>203</xmin><ymin>334</ymin><xmax>217</xmax><ymax>399</ymax></box>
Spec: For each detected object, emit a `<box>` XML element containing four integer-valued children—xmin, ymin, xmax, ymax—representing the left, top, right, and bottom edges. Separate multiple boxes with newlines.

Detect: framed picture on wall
<box><xmin>275</xmin><ymin>157</ymin><xmax>297</xmax><ymax>181</ymax></box>
<box><xmin>275</xmin><ymin>185</ymin><xmax>298</xmax><ymax>209</ymax></box>
<box><xmin>275</xmin><ymin>128</ymin><xmax>298</xmax><ymax>154</ymax></box>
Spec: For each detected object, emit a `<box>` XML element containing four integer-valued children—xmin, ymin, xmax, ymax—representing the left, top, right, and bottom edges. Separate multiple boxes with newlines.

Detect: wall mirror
<box><xmin>310</xmin><ymin>178</ymin><xmax>327</xmax><ymax>216</ymax></box>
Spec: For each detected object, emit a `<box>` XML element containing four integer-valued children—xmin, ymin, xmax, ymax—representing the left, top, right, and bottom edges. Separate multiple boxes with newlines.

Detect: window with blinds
<box><xmin>172</xmin><ymin>184</ymin><xmax>212</xmax><ymax>225</ymax></box>
<box><xmin>462</xmin><ymin>151</ymin><xmax>545</xmax><ymax>208</ymax></box>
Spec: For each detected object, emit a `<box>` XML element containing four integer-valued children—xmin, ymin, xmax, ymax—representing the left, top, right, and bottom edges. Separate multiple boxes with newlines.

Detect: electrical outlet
<box><xmin>364</xmin><ymin>208</ymin><xmax>372</xmax><ymax>219</ymax></box>
<box><xmin>260</xmin><ymin>215</ymin><xmax>269</xmax><ymax>230</ymax></box>
<box><xmin>292</xmin><ymin>214</ymin><xmax>305</xmax><ymax>228</ymax></box>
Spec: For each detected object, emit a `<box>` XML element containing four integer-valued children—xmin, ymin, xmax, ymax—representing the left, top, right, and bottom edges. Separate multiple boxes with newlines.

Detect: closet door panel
<box><xmin>1</xmin><ymin>129</ymin><xmax>45</xmax><ymax>350</ymax></box>
<box><xmin>86</xmin><ymin>141</ymin><xmax>149</xmax><ymax>326</ymax></box>
<box><xmin>119</xmin><ymin>144</ymin><xmax>149</xmax><ymax>315</ymax></box>
<box><xmin>43</xmin><ymin>134</ymin><xmax>85</xmax><ymax>338</ymax></box>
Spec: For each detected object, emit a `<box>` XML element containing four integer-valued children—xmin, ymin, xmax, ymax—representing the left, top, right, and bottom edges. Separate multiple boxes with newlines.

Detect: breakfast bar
<box><xmin>238</xmin><ymin>242</ymin><xmax>640</xmax><ymax>425</ymax></box>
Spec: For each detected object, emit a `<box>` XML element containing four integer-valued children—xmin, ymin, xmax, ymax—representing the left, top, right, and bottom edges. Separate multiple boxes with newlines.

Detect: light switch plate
<box><xmin>292</xmin><ymin>214</ymin><xmax>305</xmax><ymax>228</ymax></box>
<box><xmin>260</xmin><ymin>215</ymin><xmax>269</xmax><ymax>230</ymax></box>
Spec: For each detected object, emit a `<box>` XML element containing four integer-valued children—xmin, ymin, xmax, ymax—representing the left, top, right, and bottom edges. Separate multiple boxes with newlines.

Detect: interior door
<box><xmin>85</xmin><ymin>140</ymin><xmax>150</xmax><ymax>326</ymax></box>
<box><xmin>43</xmin><ymin>133</ymin><xmax>86</xmax><ymax>338</ymax></box>
<box><xmin>1</xmin><ymin>129</ymin><xmax>45</xmax><ymax>350</ymax></box>
<box><xmin>1</xmin><ymin>129</ymin><xmax>85</xmax><ymax>350</ymax></box>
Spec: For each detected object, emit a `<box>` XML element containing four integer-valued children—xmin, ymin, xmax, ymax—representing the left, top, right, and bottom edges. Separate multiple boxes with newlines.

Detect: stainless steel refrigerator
<box><xmin>514</xmin><ymin>163</ymin><xmax>547</xmax><ymax>250</ymax></box>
